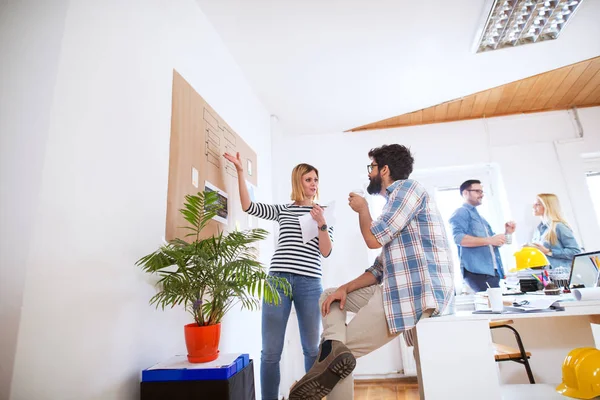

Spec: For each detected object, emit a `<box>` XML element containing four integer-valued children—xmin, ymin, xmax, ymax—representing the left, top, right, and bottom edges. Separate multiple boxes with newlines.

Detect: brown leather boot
<box><xmin>288</xmin><ymin>340</ymin><xmax>356</xmax><ymax>400</ymax></box>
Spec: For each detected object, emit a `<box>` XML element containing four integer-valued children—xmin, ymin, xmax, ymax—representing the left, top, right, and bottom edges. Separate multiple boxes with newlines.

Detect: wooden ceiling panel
<box><xmin>458</xmin><ymin>95</ymin><xmax>475</xmax><ymax>118</ymax></box>
<box><xmin>495</xmin><ymin>81</ymin><xmax>520</xmax><ymax>114</ymax></box>
<box><xmin>349</xmin><ymin>56</ymin><xmax>600</xmax><ymax>132</ymax></box>
<box><xmin>397</xmin><ymin>114</ymin><xmax>412</xmax><ymax>126</ymax></box>
<box><xmin>521</xmin><ymin>73</ymin><xmax>553</xmax><ymax>110</ymax></box>
<box><xmin>434</xmin><ymin>103</ymin><xmax>449</xmax><ymax>121</ymax></box>
<box><xmin>422</xmin><ymin>107</ymin><xmax>435</xmax><ymax>124</ymax></box>
<box><xmin>385</xmin><ymin>116</ymin><xmax>399</xmax><ymax>127</ymax></box>
<box><xmin>532</xmin><ymin>67</ymin><xmax>571</xmax><ymax>110</ymax></box>
<box><xmin>557</xmin><ymin>58</ymin><xmax>600</xmax><ymax>107</ymax></box>
<box><xmin>584</xmin><ymin>84</ymin><xmax>600</xmax><ymax>105</ymax></box>
<box><xmin>447</xmin><ymin>100</ymin><xmax>462</xmax><ymax>120</ymax></box>
<box><xmin>410</xmin><ymin>110</ymin><xmax>423</xmax><ymax>124</ymax></box>
<box><xmin>506</xmin><ymin>76</ymin><xmax>539</xmax><ymax>113</ymax></box>
<box><xmin>470</xmin><ymin>91</ymin><xmax>491</xmax><ymax>118</ymax></box>
<box><xmin>483</xmin><ymin>87</ymin><xmax>504</xmax><ymax>115</ymax></box>
<box><xmin>571</xmin><ymin>69</ymin><xmax>600</xmax><ymax>105</ymax></box>
<box><xmin>544</xmin><ymin>61</ymin><xmax>591</xmax><ymax>109</ymax></box>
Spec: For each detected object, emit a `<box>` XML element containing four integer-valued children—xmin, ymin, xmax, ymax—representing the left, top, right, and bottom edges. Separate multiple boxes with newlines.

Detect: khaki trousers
<box><xmin>320</xmin><ymin>285</ymin><xmax>431</xmax><ymax>400</ymax></box>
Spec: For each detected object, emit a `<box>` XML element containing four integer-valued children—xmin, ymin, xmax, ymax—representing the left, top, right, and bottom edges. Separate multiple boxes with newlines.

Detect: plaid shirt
<box><xmin>367</xmin><ymin>179</ymin><xmax>455</xmax><ymax>335</ymax></box>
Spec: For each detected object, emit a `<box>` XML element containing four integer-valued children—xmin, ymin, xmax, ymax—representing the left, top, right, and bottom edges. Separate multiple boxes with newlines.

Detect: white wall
<box><xmin>0</xmin><ymin>2</ymin><xmax>69</xmax><ymax>399</ymax></box>
<box><xmin>272</xmin><ymin>107</ymin><xmax>600</xmax><ymax>378</ymax></box>
<box><xmin>3</xmin><ymin>1</ymin><xmax>273</xmax><ymax>399</ymax></box>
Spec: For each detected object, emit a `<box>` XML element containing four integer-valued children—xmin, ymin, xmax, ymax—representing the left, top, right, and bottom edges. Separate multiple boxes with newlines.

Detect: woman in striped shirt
<box><xmin>223</xmin><ymin>152</ymin><xmax>334</xmax><ymax>400</ymax></box>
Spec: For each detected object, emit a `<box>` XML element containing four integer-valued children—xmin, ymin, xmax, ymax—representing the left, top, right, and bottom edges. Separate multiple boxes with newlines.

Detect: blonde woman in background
<box><xmin>531</xmin><ymin>193</ymin><xmax>581</xmax><ymax>269</ymax></box>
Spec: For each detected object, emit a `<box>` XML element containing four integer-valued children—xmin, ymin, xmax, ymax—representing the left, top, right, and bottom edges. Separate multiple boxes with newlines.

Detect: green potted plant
<box><xmin>136</xmin><ymin>190</ymin><xmax>290</xmax><ymax>362</ymax></box>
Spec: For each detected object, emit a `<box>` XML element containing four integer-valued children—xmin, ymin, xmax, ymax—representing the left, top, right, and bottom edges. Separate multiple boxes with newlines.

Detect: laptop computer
<box><xmin>568</xmin><ymin>250</ymin><xmax>600</xmax><ymax>288</ymax></box>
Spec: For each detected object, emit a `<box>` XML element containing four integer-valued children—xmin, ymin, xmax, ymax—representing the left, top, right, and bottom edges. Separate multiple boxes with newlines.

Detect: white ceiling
<box><xmin>196</xmin><ymin>0</ymin><xmax>600</xmax><ymax>135</ymax></box>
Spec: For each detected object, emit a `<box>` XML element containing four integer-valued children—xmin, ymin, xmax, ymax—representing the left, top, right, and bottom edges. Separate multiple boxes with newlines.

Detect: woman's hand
<box><xmin>310</xmin><ymin>204</ymin><xmax>326</xmax><ymax>226</ymax></box>
<box><xmin>223</xmin><ymin>152</ymin><xmax>243</xmax><ymax>172</ymax></box>
<box><xmin>532</xmin><ymin>243</ymin><xmax>550</xmax><ymax>255</ymax></box>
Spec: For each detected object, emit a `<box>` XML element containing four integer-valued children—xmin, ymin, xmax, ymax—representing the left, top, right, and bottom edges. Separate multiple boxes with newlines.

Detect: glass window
<box><xmin>434</xmin><ymin>187</ymin><xmax>492</xmax><ymax>294</ymax></box>
<box><xmin>586</xmin><ymin>172</ymin><xmax>600</xmax><ymax>227</ymax></box>
<box><xmin>366</xmin><ymin>194</ymin><xmax>386</xmax><ymax>265</ymax></box>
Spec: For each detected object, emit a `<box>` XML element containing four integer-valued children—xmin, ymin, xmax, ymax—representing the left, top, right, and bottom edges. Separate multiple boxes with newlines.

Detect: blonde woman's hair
<box><xmin>290</xmin><ymin>163</ymin><xmax>319</xmax><ymax>202</ymax></box>
<box><xmin>537</xmin><ymin>193</ymin><xmax>570</xmax><ymax>246</ymax></box>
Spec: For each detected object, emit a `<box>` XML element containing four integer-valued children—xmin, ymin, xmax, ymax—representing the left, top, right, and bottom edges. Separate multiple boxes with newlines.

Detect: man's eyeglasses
<box><xmin>367</xmin><ymin>164</ymin><xmax>378</xmax><ymax>173</ymax></box>
<box><xmin>467</xmin><ymin>189</ymin><xmax>484</xmax><ymax>195</ymax></box>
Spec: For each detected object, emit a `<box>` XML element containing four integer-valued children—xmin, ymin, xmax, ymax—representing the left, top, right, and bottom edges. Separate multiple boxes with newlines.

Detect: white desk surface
<box><xmin>421</xmin><ymin>295</ymin><xmax>600</xmax><ymax>323</ymax></box>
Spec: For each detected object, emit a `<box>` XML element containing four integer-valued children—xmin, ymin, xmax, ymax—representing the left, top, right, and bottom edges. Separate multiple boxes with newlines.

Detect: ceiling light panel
<box><xmin>476</xmin><ymin>0</ymin><xmax>584</xmax><ymax>53</ymax></box>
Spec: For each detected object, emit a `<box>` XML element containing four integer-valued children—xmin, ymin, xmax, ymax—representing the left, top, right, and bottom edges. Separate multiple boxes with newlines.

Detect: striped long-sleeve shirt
<box><xmin>246</xmin><ymin>202</ymin><xmax>334</xmax><ymax>278</ymax></box>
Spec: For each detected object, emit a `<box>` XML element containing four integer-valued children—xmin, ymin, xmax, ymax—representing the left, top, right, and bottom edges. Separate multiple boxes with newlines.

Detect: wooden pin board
<box><xmin>166</xmin><ymin>70</ymin><xmax>258</xmax><ymax>242</ymax></box>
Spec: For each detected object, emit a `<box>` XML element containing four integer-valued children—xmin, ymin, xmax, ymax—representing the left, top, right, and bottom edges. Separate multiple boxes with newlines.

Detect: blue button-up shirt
<box><xmin>449</xmin><ymin>203</ymin><xmax>505</xmax><ymax>278</ymax></box>
<box><xmin>532</xmin><ymin>222</ymin><xmax>581</xmax><ymax>268</ymax></box>
<box><xmin>366</xmin><ymin>179</ymin><xmax>455</xmax><ymax>334</ymax></box>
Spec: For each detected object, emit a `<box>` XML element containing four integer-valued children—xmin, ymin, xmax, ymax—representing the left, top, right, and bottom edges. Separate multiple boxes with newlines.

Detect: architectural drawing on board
<box><xmin>222</xmin><ymin>126</ymin><xmax>236</xmax><ymax>146</ymax></box>
<box><xmin>204</xmin><ymin>109</ymin><xmax>221</xmax><ymax>168</ymax></box>
<box><xmin>222</xmin><ymin>127</ymin><xmax>238</xmax><ymax>178</ymax></box>
<box><xmin>204</xmin><ymin>108</ymin><xmax>238</xmax><ymax>177</ymax></box>
<box><xmin>224</xmin><ymin>144</ymin><xmax>238</xmax><ymax>178</ymax></box>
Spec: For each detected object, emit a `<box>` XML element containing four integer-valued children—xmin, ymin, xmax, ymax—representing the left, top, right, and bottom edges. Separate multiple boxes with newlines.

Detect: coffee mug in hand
<box><xmin>351</xmin><ymin>189</ymin><xmax>365</xmax><ymax>197</ymax></box>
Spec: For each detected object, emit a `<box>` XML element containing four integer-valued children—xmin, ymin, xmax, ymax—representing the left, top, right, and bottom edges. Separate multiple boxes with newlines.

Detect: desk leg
<box><xmin>590</xmin><ymin>315</ymin><xmax>600</xmax><ymax>349</ymax></box>
<box><xmin>416</xmin><ymin>319</ymin><xmax>500</xmax><ymax>400</ymax></box>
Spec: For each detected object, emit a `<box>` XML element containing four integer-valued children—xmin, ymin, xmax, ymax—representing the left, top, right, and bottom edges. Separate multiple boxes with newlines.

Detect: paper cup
<box><xmin>487</xmin><ymin>287</ymin><xmax>504</xmax><ymax>312</ymax></box>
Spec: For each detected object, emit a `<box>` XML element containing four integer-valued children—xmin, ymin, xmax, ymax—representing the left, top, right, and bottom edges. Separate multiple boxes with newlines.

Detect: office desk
<box><xmin>415</xmin><ymin>296</ymin><xmax>600</xmax><ymax>400</ymax></box>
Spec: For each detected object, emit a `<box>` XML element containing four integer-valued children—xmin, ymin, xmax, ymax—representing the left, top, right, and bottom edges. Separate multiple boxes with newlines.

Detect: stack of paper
<box><xmin>505</xmin><ymin>298</ymin><xmax>562</xmax><ymax>313</ymax></box>
<box><xmin>147</xmin><ymin>353</ymin><xmax>243</xmax><ymax>370</ymax></box>
<box><xmin>298</xmin><ymin>202</ymin><xmax>336</xmax><ymax>244</ymax></box>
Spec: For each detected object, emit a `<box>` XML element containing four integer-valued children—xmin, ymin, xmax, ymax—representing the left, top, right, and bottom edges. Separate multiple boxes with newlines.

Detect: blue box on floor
<box><xmin>140</xmin><ymin>355</ymin><xmax>255</xmax><ymax>400</ymax></box>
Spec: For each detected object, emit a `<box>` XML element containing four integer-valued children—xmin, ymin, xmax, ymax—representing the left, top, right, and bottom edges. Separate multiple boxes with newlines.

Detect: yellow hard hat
<box><xmin>556</xmin><ymin>347</ymin><xmax>600</xmax><ymax>399</ymax></box>
<box><xmin>509</xmin><ymin>246</ymin><xmax>549</xmax><ymax>272</ymax></box>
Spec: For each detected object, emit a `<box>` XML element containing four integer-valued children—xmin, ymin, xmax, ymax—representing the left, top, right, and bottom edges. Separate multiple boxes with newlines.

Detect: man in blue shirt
<box><xmin>449</xmin><ymin>179</ymin><xmax>516</xmax><ymax>292</ymax></box>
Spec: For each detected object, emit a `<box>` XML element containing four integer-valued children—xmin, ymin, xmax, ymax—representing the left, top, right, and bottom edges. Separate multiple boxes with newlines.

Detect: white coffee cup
<box><xmin>351</xmin><ymin>188</ymin><xmax>365</xmax><ymax>197</ymax></box>
<box><xmin>487</xmin><ymin>287</ymin><xmax>504</xmax><ymax>312</ymax></box>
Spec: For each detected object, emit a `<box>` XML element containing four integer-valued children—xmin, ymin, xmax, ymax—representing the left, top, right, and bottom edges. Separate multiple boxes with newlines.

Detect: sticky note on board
<box><xmin>192</xmin><ymin>167</ymin><xmax>199</xmax><ymax>188</ymax></box>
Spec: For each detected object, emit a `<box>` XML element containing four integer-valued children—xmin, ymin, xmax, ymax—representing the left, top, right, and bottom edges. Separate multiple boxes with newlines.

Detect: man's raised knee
<box><xmin>319</xmin><ymin>287</ymin><xmax>337</xmax><ymax>306</ymax></box>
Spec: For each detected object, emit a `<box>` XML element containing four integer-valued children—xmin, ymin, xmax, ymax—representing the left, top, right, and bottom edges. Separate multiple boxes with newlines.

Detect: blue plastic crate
<box><xmin>142</xmin><ymin>353</ymin><xmax>249</xmax><ymax>382</ymax></box>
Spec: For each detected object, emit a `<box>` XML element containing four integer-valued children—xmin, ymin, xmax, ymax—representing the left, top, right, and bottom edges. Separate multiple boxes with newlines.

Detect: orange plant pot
<box><xmin>184</xmin><ymin>322</ymin><xmax>221</xmax><ymax>363</ymax></box>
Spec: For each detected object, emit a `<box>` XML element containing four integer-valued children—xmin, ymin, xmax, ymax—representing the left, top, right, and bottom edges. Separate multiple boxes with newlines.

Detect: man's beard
<box><xmin>367</xmin><ymin>173</ymin><xmax>383</xmax><ymax>195</ymax></box>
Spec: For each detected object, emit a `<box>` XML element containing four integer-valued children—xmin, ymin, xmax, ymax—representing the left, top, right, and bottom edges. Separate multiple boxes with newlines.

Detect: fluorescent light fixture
<box><xmin>475</xmin><ymin>0</ymin><xmax>584</xmax><ymax>53</ymax></box>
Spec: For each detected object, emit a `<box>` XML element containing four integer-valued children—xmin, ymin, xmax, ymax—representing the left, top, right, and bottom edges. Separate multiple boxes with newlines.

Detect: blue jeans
<box><xmin>463</xmin><ymin>268</ymin><xmax>501</xmax><ymax>293</ymax></box>
<box><xmin>260</xmin><ymin>272</ymin><xmax>323</xmax><ymax>400</ymax></box>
